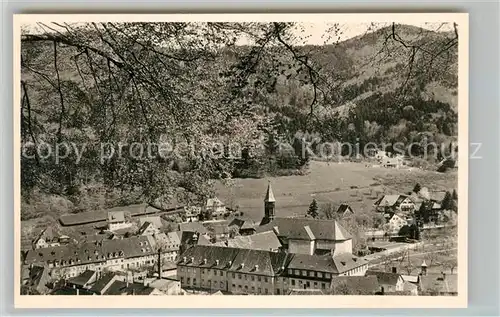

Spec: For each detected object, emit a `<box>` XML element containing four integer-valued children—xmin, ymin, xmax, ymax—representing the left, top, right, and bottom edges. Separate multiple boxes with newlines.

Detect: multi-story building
<box><xmin>107</xmin><ymin>211</ymin><xmax>132</xmax><ymax>231</ymax></box>
<box><xmin>177</xmin><ymin>245</ymin><xmax>369</xmax><ymax>295</ymax></box>
<box><xmin>24</xmin><ymin>235</ymin><xmax>174</xmax><ymax>279</ymax></box>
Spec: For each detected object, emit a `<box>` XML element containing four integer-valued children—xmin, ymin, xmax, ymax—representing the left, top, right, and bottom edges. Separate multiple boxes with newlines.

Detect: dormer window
<box><xmin>254</xmin><ymin>264</ymin><xmax>258</xmax><ymax>271</ymax></box>
<box><xmin>240</xmin><ymin>263</ymin><xmax>245</xmax><ymax>269</ymax></box>
<box><xmin>215</xmin><ymin>259</ymin><xmax>219</xmax><ymax>266</ymax></box>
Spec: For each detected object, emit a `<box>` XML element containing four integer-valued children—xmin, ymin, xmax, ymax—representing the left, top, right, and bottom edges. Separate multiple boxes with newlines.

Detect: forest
<box><xmin>20</xmin><ymin>22</ymin><xmax>459</xmax><ymax>220</ymax></box>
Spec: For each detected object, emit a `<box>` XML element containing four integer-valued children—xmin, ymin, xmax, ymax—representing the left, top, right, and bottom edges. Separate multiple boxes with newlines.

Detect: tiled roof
<box><xmin>288</xmin><ymin>253</ymin><xmax>368</xmax><ymax>274</ymax></box>
<box><xmin>419</xmin><ymin>274</ymin><xmax>458</xmax><ymax>294</ymax></box>
<box><xmin>103</xmin><ymin>280</ymin><xmax>157</xmax><ymax>295</ymax></box>
<box><xmin>89</xmin><ymin>273</ymin><xmax>117</xmax><ymax>294</ymax></box>
<box><xmin>430</xmin><ymin>191</ymin><xmax>447</xmax><ymax>202</ymax></box>
<box><xmin>375</xmin><ymin>195</ymin><xmax>406</xmax><ymax>207</ymax></box>
<box><xmin>177</xmin><ymin>245</ymin><xmax>288</xmax><ymax>276</ymax></box>
<box><xmin>330</xmin><ymin>276</ymin><xmax>380</xmax><ymax>294</ymax></box>
<box><xmin>206</xmin><ymin>197</ymin><xmax>225</xmax><ymax>208</ymax></box>
<box><xmin>178</xmin><ymin>222</ymin><xmax>208</xmax><ymax>234</ymax></box>
<box><xmin>24</xmin><ymin>236</ymin><xmax>155</xmax><ymax>267</ymax></box>
<box><xmin>67</xmin><ymin>270</ymin><xmax>96</xmax><ymax>287</ymax></box>
<box><xmin>256</xmin><ymin>217</ymin><xmax>352</xmax><ymax>241</ymax></box>
<box><xmin>337</xmin><ymin>204</ymin><xmax>354</xmax><ymax>215</ymax></box>
<box><xmin>366</xmin><ymin>270</ymin><xmax>402</xmax><ymax>286</ymax></box>
<box><xmin>226</xmin><ymin>231</ymin><xmax>281</xmax><ymax>251</ymax></box>
<box><xmin>108</xmin><ymin>211</ymin><xmax>125</xmax><ymax>223</ymax></box>
<box><xmin>138</xmin><ymin>222</ymin><xmax>154</xmax><ymax>235</ymax></box>
<box><xmin>139</xmin><ymin>216</ymin><xmax>163</xmax><ymax>229</ymax></box>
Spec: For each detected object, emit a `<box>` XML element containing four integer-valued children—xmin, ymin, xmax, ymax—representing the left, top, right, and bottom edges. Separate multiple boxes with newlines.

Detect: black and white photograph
<box><xmin>15</xmin><ymin>13</ymin><xmax>468</xmax><ymax>308</ymax></box>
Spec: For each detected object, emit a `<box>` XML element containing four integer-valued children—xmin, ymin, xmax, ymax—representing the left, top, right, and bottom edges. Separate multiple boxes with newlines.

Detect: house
<box><xmin>138</xmin><ymin>216</ymin><xmax>163</xmax><ymax>230</ymax></box>
<box><xmin>226</xmin><ymin>230</ymin><xmax>282</xmax><ymax>252</ymax></box>
<box><xmin>177</xmin><ymin>244</ymin><xmax>369</xmax><ymax>295</ymax></box>
<box><xmin>257</xmin><ymin>217</ymin><xmax>353</xmax><ymax>256</ymax></box>
<box><xmin>107</xmin><ymin>211</ymin><xmax>132</xmax><ymax>231</ymax></box>
<box><xmin>147</xmin><ymin>278</ymin><xmax>182</xmax><ymax>295</ymax></box>
<box><xmin>204</xmin><ymin>221</ymin><xmax>230</xmax><ymax>240</ymax></box>
<box><xmin>184</xmin><ymin>206</ymin><xmax>201</xmax><ymax>223</ymax></box>
<box><xmin>330</xmin><ymin>276</ymin><xmax>381</xmax><ymax>295</ymax></box>
<box><xmin>374</xmin><ymin>195</ymin><xmax>416</xmax><ymax>213</ymax></box>
<box><xmin>229</xmin><ymin>218</ymin><xmax>256</xmax><ymax>236</ymax></box>
<box><xmin>24</xmin><ymin>235</ymin><xmax>161</xmax><ymax>279</ymax></box>
<box><xmin>336</xmin><ymin>204</ymin><xmax>355</xmax><ymax>218</ymax></box>
<box><xmin>430</xmin><ymin>191</ymin><xmax>448</xmax><ymax>204</ymax></box>
<box><xmin>66</xmin><ymin>270</ymin><xmax>98</xmax><ymax>289</ymax></box>
<box><xmin>205</xmin><ymin>197</ymin><xmax>226</xmax><ymax>219</ymax></box>
<box><xmin>88</xmin><ymin>273</ymin><xmax>120</xmax><ymax>295</ymax></box>
<box><xmin>152</xmin><ymin>232</ymin><xmax>180</xmax><ymax>262</ymax></box>
<box><xmin>103</xmin><ymin>279</ymin><xmax>164</xmax><ymax>295</ymax></box>
<box><xmin>25</xmin><ymin>265</ymin><xmax>52</xmax><ymax>294</ymax></box>
<box><xmin>419</xmin><ymin>273</ymin><xmax>458</xmax><ymax>296</ymax></box>
<box><xmin>382</xmin><ymin>157</ymin><xmax>403</xmax><ymax>168</ymax></box>
<box><xmin>33</xmin><ymin>227</ymin><xmax>63</xmax><ymax>249</ymax></box>
<box><xmin>386</xmin><ymin>214</ymin><xmax>408</xmax><ymax>233</ymax></box>
<box><xmin>137</xmin><ymin>221</ymin><xmax>160</xmax><ymax>236</ymax></box>
<box><xmin>179</xmin><ymin>231</ymin><xmax>213</xmax><ymax>254</ymax></box>
<box><xmin>178</xmin><ymin>222</ymin><xmax>208</xmax><ymax>234</ymax></box>
<box><xmin>365</xmin><ymin>270</ymin><xmax>405</xmax><ymax>293</ymax></box>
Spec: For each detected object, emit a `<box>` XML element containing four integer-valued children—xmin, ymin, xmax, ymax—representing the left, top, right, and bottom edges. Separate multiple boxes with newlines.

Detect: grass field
<box><xmin>214</xmin><ymin>161</ymin><xmax>458</xmax><ymax>222</ymax></box>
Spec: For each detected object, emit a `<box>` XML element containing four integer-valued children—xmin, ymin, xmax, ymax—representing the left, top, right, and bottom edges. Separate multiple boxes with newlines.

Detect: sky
<box><xmin>22</xmin><ymin>21</ymin><xmax>455</xmax><ymax>46</ymax></box>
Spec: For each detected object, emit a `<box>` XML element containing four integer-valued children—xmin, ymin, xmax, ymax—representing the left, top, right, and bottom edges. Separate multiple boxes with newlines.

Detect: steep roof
<box><xmin>375</xmin><ymin>195</ymin><xmax>404</xmax><ymax>207</ymax></box>
<box><xmin>178</xmin><ymin>222</ymin><xmax>208</xmax><ymax>234</ymax></box>
<box><xmin>24</xmin><ymin>236</ymin><xmax>155</xmax><ymax>267</ymax></box>
<box><xmin>138</xmin><ymin>221</ymin><xmax>155</xmax><ymax>235</ymax></box>
<box><xmin>226</xmin><ymin>231</ymin><xmax>282</xmax><ymax>251</ymax></box>
<box><xmin>366</xmin><ymin>270</ymin><xmax>402</xmax><ymax>286</ymax></box>
<box><xmin>67</xmin><ymin>270</ymin><xmax>96</xmax><ymax>287</ymax></box>
<box><xmin>337</xmin><ymin>204</ymin><xmax>354</xmax><ymax>215</ymax></box>
<box><xmin>206</xmin><ymin>197</ymin><xmax>225</xmax><ymax>208</ymax></box>
<box><xmin>257</xmin><ymin>217</ymin><xmax>352</xmax><ymax>241</ymax></box>
<box><xmin>419</xmin><ymin>274</ymin><xmax>458</xmax><ymax>294</ymax></box>
<box><xmin>139</xmin><ymin>216</ymin><xmax>163</xmax><ymax>229</ymax></box>
<box><xmin>264</xmin><ymin>182</ymin><xmax>276</xmax><ymax>203</ymax></box>
<box><xmin>103</xmin><ymin>280</ymin><xmax>158</xmax><ymax>295</ymax></box>
<box><xmin>34</xmin><ymin>226</ymin><xmax>60</xmax><ymax>244</ymax></box>
<box><xmin>177</xmin><ymin>245</ymin><xmax>288</xmax><ymax>276</ymax></box>
<box><xmin>229</xmin><ymin>218</ymin><xmax>256</xmax><ymax>231</ymax></box>
<box><xmin>89</xmin><ymin>273</ymin><xmax>117</xmax><ymax>294</ymax></box>
<box><xmin>288</xmin><ymin>253</ymin><xmax>368</xmax><ymax>274</ymax></box>
<box><xmin>330</xmin><ymin>276</ymin><xmax>380</xmax><ymax>294</ymax></box>
<box><xmin>28</xmin><ymin>265</ymin><xmax>51</xmax><ymax>294</ymax></box>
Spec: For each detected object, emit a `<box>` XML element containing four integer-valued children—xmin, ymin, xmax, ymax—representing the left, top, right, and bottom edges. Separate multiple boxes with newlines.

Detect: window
<box><xmin>258</xmin><ymin>276</ymin><xmax>261</xmax><ymax>282</ymax></box>
<box><xmin>220</xmin><ymin>281</ymin><xmax>224</xmax><ymax>288</ymax></box>
<box><xmin>325</xmin><ymin>273</ymin><xmax>331</xmax><ymax>279</ymax></box>
<box><xmin>251</xmin><ymin>275</ymin><xmax>255</xmax><ymax>281</ymax></box>
<box><xmin>314</xmin><ymin>272</ymin><xmax>318</xmax><ymax>277</ymax></box>
<box><xmin>314</xmin><ymin>282</ymin><xmax>318</xmax><ymax>287</ymax></box>
<box><xmin>321</xmin><ymin>272</ymin><xmax>325</xmax><ymax>278</ymax></box>
<box><xmin>322</xmin><ymin>283</ymin><xmax>326</xmax><ymax>289</ymax></box>
<box><xmin>291</xmin><ymin>279</ymin><xmax>295</xmax><ymax>286</ymax></box>
<box><xmin>265</xmin><ymin>277</ymin><xmax>268</xmax><ymax>282</ymax></box>
<box><xmin>244</xmin><ymin>285</ymin><xmax>248</xmax><ymax>290</ymax></box>
<box><xmin>251</xmin><ymin>286</ymin><xmax>255</xmax><ymax>292</ymax></box>
<box><xmin>264</xmin><ymin>289</ymin><xmax>268</xmax><ymax>295</ymax></box>
<box><xmin>294</xmin><ymin>269</ymin><xmax>299</xmax><ymax>275</ymax></box>
<box><xmin>180</xmin><ymin>277</ymin><xmax>184</xmax><ymax>283</ymax></box>
<box><xmin>239</xmin><ymin>274</ymin><xmax>242</xmax><ymax>279</ymax></box>
<box><xmin>187</xmin><ymin>278</ymin><xmax>190</xmax><ymax>284</ymax></box>
<box><xmin>193</xmin><ymin>278</ymin><xmax>197</xmax><ymax>285</ymax></box>
<box><xmin>244</xmin><ymin>275</ymin><xmax>247</xmax><ymax>280</ymax></box>
<box><xmin>301</xmin><ymin>270</ymin><xmax>305</xmax><ymax>276</ymax></box>
<box><xmin>208</xmin><ymin>280</ymin><xmax>211</xmax><ymax>286</ymax></box>
<box><xmin>220</xmin><ymin>271</ymin><xmax>223</xmax><ymax>277</ymax></box>
<box><xmin>232</xmin><ymin>273</ymin><xmax>235</xmax><ymax>278</ymax></box>
<box><xmin>201</xmin><ymin>279</ymin><xmax>204</xmax><ymax>285</ymax></box>
<box><xmin>276</xmin><ymin>289</ymin><xmax>280</xmax><ymax>295</ymax></box>
<box><xmin>202</xmin><ymin>269</ymin><xmax>205</xmax><ymax>274</ymax></box>
<box><xmin>232</xmin><ymin>284</ymin><xmax>236</xmax><ymax>288</ymax></box>
<box><xmin>309</xmin><ymin>271</ymin><xmax>314</xmax><ymax>277</ymax></box>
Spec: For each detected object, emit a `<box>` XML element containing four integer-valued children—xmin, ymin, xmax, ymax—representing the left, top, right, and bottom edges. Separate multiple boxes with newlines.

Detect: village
<box><xmin>20</xmin><ymin>151</ymin><xmax>458</xmax><ymax>297</ymax></box>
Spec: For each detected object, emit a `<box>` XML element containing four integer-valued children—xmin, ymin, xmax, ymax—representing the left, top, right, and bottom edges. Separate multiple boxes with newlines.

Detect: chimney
<box><xmin>392</xmin><ymin>267</ymin><xmax>397</xmax><ymax>274</ymax></box>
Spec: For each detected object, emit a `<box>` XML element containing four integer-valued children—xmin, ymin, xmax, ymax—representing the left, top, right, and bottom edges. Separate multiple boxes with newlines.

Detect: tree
<box><xmin>307</xmin><ymin>199</ymin><xmax>319</xmax><ymax>219</ymax></box>
<box><xmin>319</xmin><ymin>202</ymin><xmax>339</xmax><ymax>220</ymax></box>
<box><xmin>452</xmin><ymin>189</ymin><xmax>458</xmax><ymax>200</ymax></box>
<box><xmin>441</xmin><ymin>191</ymin><xmax>452</xmax><ymax>210</ymax></box>
<box><xmin>413</xmin><ymin>183</ymin><xmax>421</xmax><ymax>193</ymax></box>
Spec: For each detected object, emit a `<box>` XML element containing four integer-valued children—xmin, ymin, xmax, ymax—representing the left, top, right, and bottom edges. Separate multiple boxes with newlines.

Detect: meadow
<box><xmin>215</xmin><ymin>161</ymin><xmax>458</xmax><ymax>222</ymax></box>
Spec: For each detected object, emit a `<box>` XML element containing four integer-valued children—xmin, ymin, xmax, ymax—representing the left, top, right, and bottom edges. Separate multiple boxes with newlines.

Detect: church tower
<box><xmin>260</xmin><ymin>181</ymin><xmax>276</xmax><ymax>226</ymax></box>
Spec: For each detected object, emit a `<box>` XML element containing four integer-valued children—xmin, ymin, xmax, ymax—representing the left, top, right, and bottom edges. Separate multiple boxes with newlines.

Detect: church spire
<box><xmin>264</xmin><ymin>181</ymin><xmax>276</xmax><ymax>203</ymax></box>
